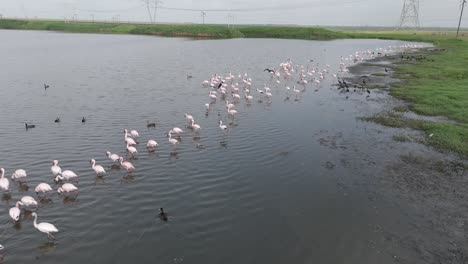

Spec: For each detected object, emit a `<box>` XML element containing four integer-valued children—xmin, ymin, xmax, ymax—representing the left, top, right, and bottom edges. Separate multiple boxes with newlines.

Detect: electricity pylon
<box><xmin>397</xmin><ymin>0</ymin><xmax>420</xmax><ymax>29</ymax></box>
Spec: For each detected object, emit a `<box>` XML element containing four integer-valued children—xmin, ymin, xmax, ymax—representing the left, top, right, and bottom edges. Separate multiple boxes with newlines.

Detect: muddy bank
<box><xmin>341</xmin><ymin>48</ymin><xmax>468</xmax><ymax>263</ymax></box>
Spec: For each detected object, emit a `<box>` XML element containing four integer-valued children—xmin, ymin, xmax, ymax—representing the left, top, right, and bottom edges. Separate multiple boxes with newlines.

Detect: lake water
<box><xmin>0</xmin><ymin>30</ymin><xmax>437</xmax><ymax>263</ymax></box>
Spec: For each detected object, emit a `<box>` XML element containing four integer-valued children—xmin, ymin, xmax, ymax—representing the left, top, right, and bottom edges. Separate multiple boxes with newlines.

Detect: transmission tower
<box><xmin>397</xmin><ymin>0</ymin><xmax>420</xmax><ymax>29</ymax></box>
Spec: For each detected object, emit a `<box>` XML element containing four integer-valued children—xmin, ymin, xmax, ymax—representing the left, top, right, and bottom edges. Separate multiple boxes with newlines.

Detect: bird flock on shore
<box><xmin>0</xmin><ymin>43</ymin><xmax>423</xmax><ymax>251</ymax></box>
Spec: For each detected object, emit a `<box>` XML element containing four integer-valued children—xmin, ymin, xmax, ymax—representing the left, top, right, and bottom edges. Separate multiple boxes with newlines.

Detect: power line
<box><xmin>159</xmin><ymin>0</ymin><xmax>371</xmax><ymax>12</ymax></box>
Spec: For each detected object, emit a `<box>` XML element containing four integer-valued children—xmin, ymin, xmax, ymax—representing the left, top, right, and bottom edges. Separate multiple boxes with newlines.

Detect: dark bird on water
<box><xmin>385</xmin><ymin>68</ymin><xmax>389</xmax><ymax>73</ymax></box>
<box><xmin>44</xmin><ymin>84</ymin><xmax>49</xmax><ymax>90</ymax></box>
<box><xmin>82</xmin><ymin>117</ymin><xmax>86</xmax><ymax>123</ymax></box>
<box><xmin>147</xmin><ymin>121</ymin><xmax>156</xmax><ymax>128</ymax></box>
<box><xmin>264</xmin><ymin>68</ymin><xmax>275</xmax><ymax>74</ymax></box>
<box><xmin>25</xmin><ymin>123</ymin><xmax>36</xmax><ymax>129</ymax></box>
<box><xmin>217</xmin><ymin>81</ymin><xmax>224</xmax><ymax>89</ymax></box>
<box><xmin>54</xmin><ymin>117</ymin><xmax>60</xmax><ymax>123</ymax></box>
<box><xmin>159</xmin><ymin>208</ymin><xmax>168</xmax><ymax>221</ymax></box>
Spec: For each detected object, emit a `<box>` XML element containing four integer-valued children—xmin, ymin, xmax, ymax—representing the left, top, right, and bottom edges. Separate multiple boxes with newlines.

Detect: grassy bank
<box><xmin>1</xmin><ymin>19</ymin><xmax>467</xmax><ymax>157</ymax></box>
<box><xmin>344</xmin><ymin>30</ymin><xmax>468</xmax><ymax>157</ymax></box>
<box><xmin>0</xmin><ymin>19</ymin><xmax>343</xmax><ymax>39</ymax></box>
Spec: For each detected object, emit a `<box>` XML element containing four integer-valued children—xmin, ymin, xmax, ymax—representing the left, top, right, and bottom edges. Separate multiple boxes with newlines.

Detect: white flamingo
<box><xmin>35</xmin><ymin>183</ymin><xmax>53</xmax><ymax>197</ymax></box>
<box><xmin>11</xmin><ymin>169</ymin><xmax>27</xmax><ymax>181</ymax></box>
<box><xmin>106</xmin><ymin>151</ymin><xmax>120</xmax><ymax>163</ymax></box>
<box><xmin>9</xmin><ymin>202</ymin><xmax>21</xmax><ymax>222</ymax></box>
<box><xmin>32</xmin><ymin>212</ymin><xmax>59</xmax><ymax>239</ymax></box>
<box><xmin>146</xmin><ymin>140</ymin><xmax>158</xmax><ymax>150</ymax></box>
<box><xmin>55</xmin><ymin>170</ymin><xmax>78</xmax><ymax>183</ymax></box>
<box><xmin>244</xmin><ymin>94</ymin><xmax>253</xmax><ymax>101</ymax></box>
<box><xmin>18</xmin><ymin>196</ymin><xmax>38</xmax><ymax>208</ymax></box>
<box><xmin>57</xmin><ymin>183</ymin><xmax>78</xmax><ymax>194</ymax></box>
<box><xmin>219</xmin><ymin>121</ymin><xmax>227</xmax><ymax>130</ymax></box>
<box><xmin>126</xmin><ymin>143</ymin><xmax>137</xmax><ymax>156</ymax></box>
<box><xmin>171</xmin><ymin>127</ymin><xmax>183</xmax><ymax>134</ymax></box>
<box><xmin>124</xmin><ymin>129</ymin><xmax>137</xmax><ymax>145</ymax></box>
<box><xmin>51</xmin><ymin>160</ymin><xmax>61</xmax><ymax>176</ymax></box>
<box><xmin>168</xmin><ymin>132</ymin><xmax>179</xmax><ymax>147</ymax></box>
<box><xmin>184</xmin><ymin>114</ymin><xmax>194</xmax><ymax>122</ymax></box>
<box><xmin>227</xmin><ymin>106</ymin><xmax>238</xmax><ymax>116</ymax></box>
<box><xmin>90</xmin><ymin>159</ymin><xmax>106</xmax><ymax>176</ymax></box>
<box><xmin>189</xmin><ymin>119</ymin><xmax>201</xmax><ymax>130</ymax></box>
<box><xmin>119</xmin><ymin>157</ymin><xmax>135</xmax><ymax>172</ymax></box>
<box><xmin>130</xmin><ymin>130</ymin><xmax>139</xmax><ymax>138</ymax></box>
<box><xmin>0</xmin><ymin>168</ymin><xmax>9</xmax><ymax>191</ymax></box>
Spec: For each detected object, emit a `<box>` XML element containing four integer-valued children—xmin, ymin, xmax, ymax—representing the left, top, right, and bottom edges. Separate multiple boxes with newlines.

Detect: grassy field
<box><xmin>1</xmin><ymin>19</ymin><xmax>467</xmax><ymax>157</ymax></box>
<box><xmin>0</xmin><ymin>19</ymin><xmax>343</xmax><ymax>39</ymax></box>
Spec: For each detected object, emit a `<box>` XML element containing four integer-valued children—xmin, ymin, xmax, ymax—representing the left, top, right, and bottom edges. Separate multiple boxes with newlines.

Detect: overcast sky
<box><xmin>0</xmin><ymin>0</ymin><xmax>465</xmax><ymax>28</ymax></box>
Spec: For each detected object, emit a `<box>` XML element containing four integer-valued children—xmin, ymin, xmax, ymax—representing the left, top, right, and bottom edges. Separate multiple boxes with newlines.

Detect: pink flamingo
<box><xmin>168</xmin><ymin>132</ymin><xmax>179</xmax><ymax>147</ymax></box>
<box><xmin>57</xmin><ymin>183</ymin><xmax>78</xmax><ymax>195</ymax></box>
<box><xmin>55</xmin><ymin>170</ymin><xmax>78</xmax><ymax>183</ymax></box>
<box><xmin>11</xmin><ymin>169</ymin><xmax>27</xmax><ymax>181</ymax></box>
<box><xmin>126</xmin><ymin>143</ymin><xmax>137</xmax><ymax>156</ymax></box>
<box><xmin>189</xmin><ymin>119</ymin><xmax>201</xmax><ymax>130</ymax></box>
<box><xmin>130</xmin><ymin>130</ymin><xmax>139</xmax><ymax>138</ymax></box>
<box><xmin>51</xmin><ymin>160</ymin><xmax>61</xmax><ymax>176</ymax></box>
<box><xmin>119</xmin><ymin>157</ymin><xmax>135</xmax><ymax>172</ymax></box>
<box><xmin>146</xmin><ymin>140</ymin><xmax>158</xmax><ymax>150</ymax></box>
<box><xmin>35</xmin><ymin>183</ymin><xmax>53</xmax><ymax>197</ymax></box>
<box><xmin>90</xmin><ymin>159</ymin><xmax>106</xmax><ymax>176</ymax></box>
<box><xmin>106</xmin><ymin>151</ymin><xmax>120</xmax><ymax>163</ymax></box>
<box><xmin>184</xmin><ymin>114</ymin><xmax>194</xmax><ymax>122</ymax></box>
<box><xmin>18</xmin><ymin>196</ymin><xmax>38</xmax><ymax>208</ymax></box>
<box><xmin>9</xmin><ymin>202</ymin><xmax>21</xmax><ymax>222</ymax></box>
<box><xmin>124</xmin><ymin>129</ymin><xmax>137</xmax><ymax>145</ymax></box>
<box><xmin>0</xmin><ymin>168</ymin><xmax>9</xmax><ymax>191</ymax></box>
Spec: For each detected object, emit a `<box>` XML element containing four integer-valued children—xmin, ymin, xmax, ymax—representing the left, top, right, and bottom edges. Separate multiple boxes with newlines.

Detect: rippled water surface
<box><xmin>0</xmin><ymin>30</ymin><xmax>430</xmax><ymax>263</ymax></box>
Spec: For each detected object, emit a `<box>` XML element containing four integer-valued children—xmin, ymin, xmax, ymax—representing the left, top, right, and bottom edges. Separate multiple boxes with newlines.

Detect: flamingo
<box><xmin>226</xmin><ymin>101</ymin><xmax>235</xmax><ymax>109</ymax></box>
<box><xmin>219</xmin><ymin>121</ymin><xmax>227</xmax><ymax>130</ymax></box>
<box><xmin>35</xmin><ymin>183</ymin><xmax>53</xmax><ymax>197</ymax></box>
<box><xmin>227</xmin><ymin>106</ymin><xmax>238</xmax><ymax>116</ymax></box>
<box><xmin>9</xmin><ymin>202</ymin><xmax>21</xmax><ymax>222</ymax></box>
<box><xmin>244</xmin><ymin>94</ymin><xmax>253</xmax><ymax>101</ymax></box>
<box><xmin>126</xmin><ymin>143</ymin><xmax>137</xmax><ymax>156</ymax></box>
<box><xmin>146</xmin><ymin>140</ymin><xmax>159</xmax><ymax>150</ymax></box>
<box><xmin>106</xmin><ymin>151</ymin><xmax>120</xmax><ymax>163</ymax></box>
<box><xmin>90</xmin><ymin>159</ymin><xmax>106</xmax><ymax>176</ymax></box>
<box><xmin>55</xmin><ymin>170</ymin><xmax>78</xmax><ymax>183</ymax></box>
<box><xmin>31</xmin><ymin>212</ymin><xmax>59</xmax><ymax>239</ymax></box>
<box><xmin>130</xmin><ymin>130</ymin><xmax>139</xmax><ymax>138</ymax></box>
<box><xmin>18</xmin><ymin>196</ymin><xmax>38</xmax><ymax>208</ymax></box>
<box><xmin>11</xmin><ymin>169</ymin><xmax>27</xmax><ymax>181</ymax></box>
<box><xmin>124</xmin><ymin>129</ymin><xmax>137</xmax><ymax>145</ymax></box>
<box><xmin>0</xmin><ymin>168</ymin><xmax>9</xmax><ymax>191</ymax></box>
<box><xmin>168</xmin><ymin>132</ymin><xmax>179</xmax><ymax>147</ymax></box>
<box><xmin>265</xmin><ymin>91</ymin><xmax>273</xmax><ymax>98</ymax></box>
<box><xmin>184</xmin><ymin>114</ymin><xmax>194</xmax><ymax>122</ymax></box>
<box><xmin>293</xmin><ymin>86</ymin><xmax>301</xmax><ymax>98</ymax></box>
<box><xmin>57</xmin><ymin>183</ymin><xmax>78</xmax><ymax>194</ymax></box>
<box><xmin>232</xmin><ymin>94</ymin><xmax>241</xmax><ymax>100</ymax></box>
<box><xmin>119</xmin><ymin>157</ymin><xmax>135</xmax><ymax>172</ymax></box>
<box><xmin>51</xmin><ymin>160</ymin><xmax>61</xmax><ymax>176</ymax></box>
<box><xmin>171</xmin><ymin>127</ymin><xmax>183</xmax><ymax>134</ymax></box>
<box><xmin>189</xmin><ymin>119</ymin><xmax>201</xmax><ymax>130</ymax></box>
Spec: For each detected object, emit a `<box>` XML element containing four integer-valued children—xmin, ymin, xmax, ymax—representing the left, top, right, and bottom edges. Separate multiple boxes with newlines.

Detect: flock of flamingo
<box><xmin>0</xmin><ymin>43</ymin><xmax>422</xmax><ymax>251</ymax></box>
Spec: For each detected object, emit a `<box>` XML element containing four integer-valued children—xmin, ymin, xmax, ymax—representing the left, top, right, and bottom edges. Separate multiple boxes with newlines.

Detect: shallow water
<box><xmin>0</xmin><ymin>30</ymin><xmax>441</xmax><ymax>263</ymax></box>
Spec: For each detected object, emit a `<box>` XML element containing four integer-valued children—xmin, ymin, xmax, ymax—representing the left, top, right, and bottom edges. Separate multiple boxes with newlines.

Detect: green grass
<box><xmin>371</xmin><ymin>72</ymin><xmax>389</xmax><ymax>77</ymax></box>
<box><xmin>0</xmin><ymin>19</ymin><xmax>345</xmax><ymax>39</ymax></box>
<box><xmin>1</xmin><ymin>19</ymin><xmax>467</xmax><ymax>157</ymax></box>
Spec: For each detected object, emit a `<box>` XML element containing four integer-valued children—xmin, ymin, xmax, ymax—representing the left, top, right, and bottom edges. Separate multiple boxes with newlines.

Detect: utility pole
<box><xmin>457</xmin><ymin>0</ymin><xmax>467</xmax><ymax>38</ymax></box>
<box><xmin>201</xmin><ymin>11</ymin><xmax>206</xmax><ymax>24</ymax></box>
<box><xmin>397</xmin><ymin>0</ymin><xmax>420</xmax><ymax>29</ymax></box>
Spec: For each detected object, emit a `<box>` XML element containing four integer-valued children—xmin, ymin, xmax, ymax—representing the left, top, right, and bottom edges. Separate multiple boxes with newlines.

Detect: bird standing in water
<box><xmin>159</xmin><ymin>208</ymin><xmax>168</xmax><ymax>221</ymax></box>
